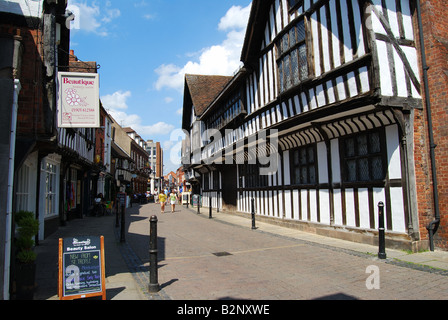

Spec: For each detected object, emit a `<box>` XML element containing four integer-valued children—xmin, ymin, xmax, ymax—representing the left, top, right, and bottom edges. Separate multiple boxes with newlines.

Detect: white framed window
<box><xmin>41</xmin><ymin>157</ymin><xmax>60</xmax><ymax>218</ymax></box>
<box><xmin>16</xmin><ymin>164</ymin><xmax>30</xmax><ymax>212</ymax></box>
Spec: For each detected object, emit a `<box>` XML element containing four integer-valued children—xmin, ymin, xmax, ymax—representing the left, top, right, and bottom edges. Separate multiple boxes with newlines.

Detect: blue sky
<box><xmin>67</xmin><ymin>0</ymin><xmax>252</xmax><ymax>173</ymax></box>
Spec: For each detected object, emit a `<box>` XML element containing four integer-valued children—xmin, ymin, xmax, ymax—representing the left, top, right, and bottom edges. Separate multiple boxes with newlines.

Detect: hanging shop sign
<box><xmin>57</xmin><ymin>72</ymin><xmax>100</xmax><ymax>128</ymax></box>
<box><xmin>58</xmin><ymin>236</ymin><xmax>106</xmax><ymax>300</ymax></box>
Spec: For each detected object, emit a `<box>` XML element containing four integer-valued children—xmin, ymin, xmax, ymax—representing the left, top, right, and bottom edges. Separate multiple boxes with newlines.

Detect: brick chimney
<box><xmin>69</xmin><ymin>50</ymin><xmax>77</xmax><ymax>62</ymax></box>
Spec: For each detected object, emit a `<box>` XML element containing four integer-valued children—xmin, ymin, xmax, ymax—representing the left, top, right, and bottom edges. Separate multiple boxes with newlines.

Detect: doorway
<box><xmin>221</xmin><ymin>165</ymin><xmax>237</xmax><ymax>211</ymax></box>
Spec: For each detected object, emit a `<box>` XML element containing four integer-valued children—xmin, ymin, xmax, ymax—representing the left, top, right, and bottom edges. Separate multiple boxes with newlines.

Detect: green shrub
<box><xmin>15</xmin><ymin>211</ymin><xmax>39</xmax><ymax>264</ymax></box>
<box><xmin>16</xmin><ymin>250</ymin><xmax>37</xmax><ymax>264</ymax></box>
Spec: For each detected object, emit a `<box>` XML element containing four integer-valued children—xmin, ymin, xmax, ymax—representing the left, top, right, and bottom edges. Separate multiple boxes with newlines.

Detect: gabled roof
<box><xmin>123</xmin><ymin>127</ymin><xmax>136</xmax><ymax>134</ymax></box>
<box><xmin>185</xmin><ymin>74</ymin><xmax>232</xmax><ymax>116</ymax></box>
<box><xmin>182</xmin><ymin>74</ymin><xmax>232</xmax><ymax>130</ymax></box>
<box><xmin>240</xmin><ymin>0</ymin><xmax>272</xmax><ymax>63</ymax></box>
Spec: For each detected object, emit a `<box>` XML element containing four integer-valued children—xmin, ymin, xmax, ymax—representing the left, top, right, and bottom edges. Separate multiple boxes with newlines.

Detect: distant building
<box><xmin>110</xmin><ymin>116</ymin><xmax>133</xmax><ymax>195</ymax></box>
<box><xmin>123</xmin><ymin>128</ymin><xmax>149</xmax><ymax>195</ymax></box>
<box><xmin>156</xmin><ymin>142</ymin><xmax>164</xmax><ymax>190</ymax></box>
<box><xmin>93</xmin><ymin>102</ymin><xmax>114</xmax><ymax>202</ymax></box>
<box><xmin>164</xmin><ymin>171</ymin><xmax>177</xmax><ymax>190</ymax></box>
<box><xmin>146</xmin><ymin>140</ymin><xmax>163</xmax><ymax>193</ymax></box>
<box><xmin>176</xmin><ymin>166</ymin><xmax>186</xmax><ymax>192</ymax></box>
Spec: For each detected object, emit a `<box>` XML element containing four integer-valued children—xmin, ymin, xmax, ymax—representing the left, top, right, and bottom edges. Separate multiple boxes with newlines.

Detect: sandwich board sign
<box><xmin>58</xmin><ymin>236</ymin><xmax>106</xmax><ymax>300</ymax></box>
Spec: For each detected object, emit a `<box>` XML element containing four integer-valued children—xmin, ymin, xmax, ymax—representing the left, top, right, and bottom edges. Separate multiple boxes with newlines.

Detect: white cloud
<box><xmin>164</xmin><ymin>128</ymin><xmax>187</xmax><ymax>172</ymax></box>
<box><xmin>134</xmin><ymin>0</ymin><xmax>148</xmax><ymax>8</ymax></box>
<box><xmin>101</xmin><ymin>90</ymin><xmax>134</xmax><ymax>126</ymax></box>
<box><xmin>102</xmin><ymin>8</ymin><xmax>121</xmax><ymax>23</ymax></box>
<box><xmin>164</xmin><ymin>97</ymin><xmax>174</xmax><ymax>104</ymax></box>
<box><xmin>102</xmin><ymin>90</ymin><xmax>175</xmax><ymax>138</ymax></box>
<box><xmin>68</xmin><ymin>0</ymin><xmax>120</xmax><ymax>36</ymax></box>
<box><xmin>154</xmin><ymin>64</ymin><xmax>183</xmax><ymax>91</ymax></box>
<box><xmin>108</xmin><ymin>110</ymin><xmax>141</xmax><ymax>127</ymax></box>
<box><xmin>154</xmin><ymin>3</ymin><xmax>251</xmax><ymax>92</ymax></box>
<box><xmin>101</xmin><ymin>90</ymin><xmax>131</xmax><ymax>110</ymax></box>
<box><xmin>218</xmin><ymin>5</ymin><xmax>252</xmax><ymax>31</ymax></box>
<box><xmin>109</xmin><ymin>110</ymin><xmax>176</xmax><ymax>137</ymax></box>
<box><xmin>143</xmin><ymin>13</ymin><xmax>155</xmax><ymax>20</ymax></box>
<box><xmin>139</xmin><ymin>122</ymin><xmax>176</xmax><ymax>136</ymax></box>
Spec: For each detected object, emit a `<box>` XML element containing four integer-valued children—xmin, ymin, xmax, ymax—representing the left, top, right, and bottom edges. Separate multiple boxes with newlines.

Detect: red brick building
<box><xmin>0</xmin><ymin>0</ymin><xmax>71</xmax><ymax>299</ymax></box>
<box><xmin>164</xmin><ymin>171</ymin><xmax>177</xmax><ymax>189</ymax></box>
<box><xmin>414</xmin><ymin>0</ymin><xmax>448</xmax><ymax>250</ymax></box>
<box><xmin>176</xmin><ymin>166</ymin><xmax>186</xmax><ymax>191</ymax></box>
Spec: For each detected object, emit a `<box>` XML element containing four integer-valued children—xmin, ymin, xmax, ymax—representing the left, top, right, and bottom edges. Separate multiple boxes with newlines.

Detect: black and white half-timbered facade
<box><xmin>182</xmin><ymin>0</ymin><xmax>430</xmax><ymax>250</ymax></box>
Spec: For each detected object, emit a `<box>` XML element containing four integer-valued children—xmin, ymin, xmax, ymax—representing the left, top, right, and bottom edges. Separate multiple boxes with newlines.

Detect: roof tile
<box><xmin>185</xmin><ymin>74</ymin><xmax>232</xmax><ymax>116</ymax></box>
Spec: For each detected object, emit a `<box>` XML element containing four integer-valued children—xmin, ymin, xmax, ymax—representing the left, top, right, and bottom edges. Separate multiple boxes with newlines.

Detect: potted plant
<box><xmin>14</xmin><ymin>210</ymin><xmax>39</xmax><ymax>300</ymax></box>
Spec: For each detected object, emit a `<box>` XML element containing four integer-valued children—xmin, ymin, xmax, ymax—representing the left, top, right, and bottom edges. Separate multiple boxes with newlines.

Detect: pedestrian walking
<box><xmin>94</xmin><ymin>193</ymin><xmax>105</xmax><ymax>216</ymax></box>
<box><xmin>158</xmin><ymin>192</ymin><xmax>167</xmax><ymax>213</ymax></box>
<box><xmin>169</xmin><ymin>190</ymin><xmax>177</xmax><ymax>213</ymax></box>
<box><xmin>154</xmin><ymin>189</ymin><xmax>159</xmax><ymax>203</ymax></box>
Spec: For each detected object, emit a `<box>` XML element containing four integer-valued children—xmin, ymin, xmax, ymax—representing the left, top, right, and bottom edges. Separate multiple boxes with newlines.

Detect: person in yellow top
<box><xmin>158</xmin><ymin>192</ymin><xmax>167</xmax><ymax>213</ymax></box>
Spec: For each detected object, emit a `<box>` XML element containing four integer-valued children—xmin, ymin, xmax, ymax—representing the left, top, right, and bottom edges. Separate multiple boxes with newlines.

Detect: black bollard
<box><xmin>378</xmin><ymin>202</ymin><xmax>387</xmax><ymax>259</ymax></box>
<box><xmin>197</xmin><ymin>196</ymin><xmax>200</xmax><ymax>214</ymax></box>
<box><xmin>148</xmin><ymin>215</ymin><xmax>160</xmax><ymax>293</ymax></box>
<box><xmin>251</xmin><ymin>198</ymin><xmax>256</xmax><ymax>230</ymax></box>
<box><xmin>120</xmin><ymin>205</ymin><xmax>126</xmax><ymax>243</ymax></box>
<box><xmin>115</xmin><ymin>202</ymin><xmax>119</xmax><ymax>228</ymax></box>
<box><xmin>209</xmin><ymin>196</ymin><xmax>212</xmax><ymax>219</ymax></box>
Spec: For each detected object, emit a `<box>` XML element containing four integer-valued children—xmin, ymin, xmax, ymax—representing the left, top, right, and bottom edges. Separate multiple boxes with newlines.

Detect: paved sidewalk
<box><xmin>33</xmin><ymin>201</ymin><xmax>448</xmax><ymax>300</ymax></box>
<box><xmin>34</xmin><ymin>212</ymin><xmax>148</xmax><ymax>300</ymax></box>
<box><xmin>201</xmin><ymin>207</ymin><xmax>448</xmax><ymax>273</ymax></box>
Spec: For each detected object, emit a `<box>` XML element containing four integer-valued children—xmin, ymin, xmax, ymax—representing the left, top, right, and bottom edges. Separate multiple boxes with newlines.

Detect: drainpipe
<box><xmin>3</xmin><ymin>79</ymin><xmax>21</xmax><ymax>300</ymax></box>
<box><xmin>416</xmin><ymin>0</ymin><xmax>440</xmax><ymax>251</ymax></box>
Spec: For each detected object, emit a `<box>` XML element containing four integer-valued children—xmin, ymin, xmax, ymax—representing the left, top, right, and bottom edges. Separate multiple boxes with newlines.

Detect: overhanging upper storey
<box><xmin>183</xmin><ymin>0</ymin><xmax>423</xmax><ymax>171</ymax></box>
<box><xmin>240</xmin><ymin>0</ymin><xmax>422</xmax><ymax>121</ymax></box>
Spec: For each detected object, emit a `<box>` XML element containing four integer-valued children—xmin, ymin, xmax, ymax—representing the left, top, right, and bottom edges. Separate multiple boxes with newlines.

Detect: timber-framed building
<box><xmin>182</xmin><ymin>0</ymin><xmax>448</xmax><ymax>251</ymax></box>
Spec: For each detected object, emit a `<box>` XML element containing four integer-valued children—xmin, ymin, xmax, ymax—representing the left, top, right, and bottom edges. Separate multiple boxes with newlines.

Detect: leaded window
<box><xmin>206</xmin><ymin>90</ymin><xmax>243</xmax><ymax>131</ymax></box>
<box><xmin>341</xmin><ymin>131</ymin><xmax>385</xmax><ymax>183</ymax></box>
<box><xmin>290</xmin><ymin>145</ymin><xmax>317</xmax><ymax>185</ymax></box>
<box><xmin>239</xmin><ymin>164</ymin><xmax>269</xmax><ymax>188</ymax></box>
<box><xmin>277</xmin><ymin>19</ymin><xmax>308</xmax><ymax>93</ymax></box>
